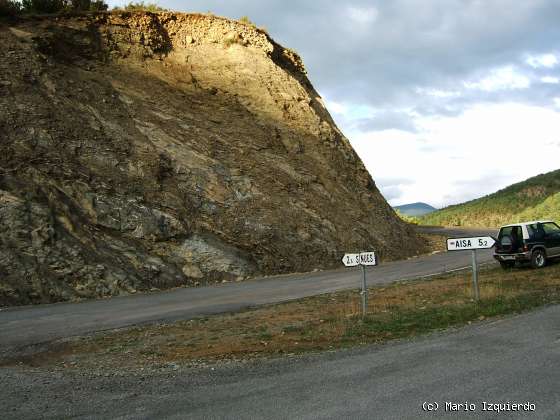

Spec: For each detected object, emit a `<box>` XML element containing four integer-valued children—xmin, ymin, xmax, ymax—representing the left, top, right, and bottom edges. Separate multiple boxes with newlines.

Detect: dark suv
<box><xmin>494</xmin><ymin>220</ymin><xmax>560</xmax><ymax>269</ymax></box>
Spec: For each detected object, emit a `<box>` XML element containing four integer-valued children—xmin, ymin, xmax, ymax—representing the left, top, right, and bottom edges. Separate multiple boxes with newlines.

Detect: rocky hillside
<box><xmin>0</xmin><ymin>12</ymin><xmax>425</xmax><ymax>306</ymax></box>
<box><xmin>419</xmin><ymin>169</ymin><xmax>560</xmax><ymax>227</ymax></box>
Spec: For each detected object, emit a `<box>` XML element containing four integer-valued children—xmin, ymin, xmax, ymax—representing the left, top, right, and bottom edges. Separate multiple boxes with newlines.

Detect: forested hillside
<box><xmin>419</xmin><ymin>169</ymin><xmax>560</xmax><ymax>227</ymax></box>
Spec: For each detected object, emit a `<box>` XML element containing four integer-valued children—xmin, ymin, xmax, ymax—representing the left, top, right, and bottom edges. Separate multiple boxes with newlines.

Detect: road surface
<box><xmin>0</xmin><ymin>227</ymin><xmax>496</xmax><ymax>350</ymax></box>
<box><xmin>2</xmin><ymin>302</ymin><xmax>558</xmax><ymax>419</ymax></box>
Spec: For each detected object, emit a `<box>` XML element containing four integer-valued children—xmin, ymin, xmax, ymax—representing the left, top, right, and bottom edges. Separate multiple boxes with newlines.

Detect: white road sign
<box><xmin>358</xmin><ymin>251</ymin><xmax>377</xmax><ymax>266</ymax></box>
<box><xmin>446</xmin><ymin>236</ymin><xmax>496</xmax><ymax>251</ymax></box>
<box><xmin>342</xmin><ymin>251</ymin><xmax>377</xmax><ymax>267</ymax></box>
<box><xmin>342</xmin><ymin>253</ymin><xmax>359</xmax><ymax>267</ymax></box>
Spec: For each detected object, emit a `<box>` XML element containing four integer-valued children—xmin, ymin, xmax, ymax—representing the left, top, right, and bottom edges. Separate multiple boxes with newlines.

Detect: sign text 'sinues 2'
<box><xmin>342</xmin><ymin>251</ymin><xmax>377</xmax><ymax>316</ymax></box>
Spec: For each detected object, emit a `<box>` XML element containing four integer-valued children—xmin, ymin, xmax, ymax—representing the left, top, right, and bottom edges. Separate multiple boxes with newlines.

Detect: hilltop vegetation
<box><xmin>113</xmin><ymin>1</ymin><xmax>167</xmax><ymax>12</ymax></box>
<box><xmin>394</xmin><ymin>209</ymin><xmax>419</xmax><ymax>225</ymax></box>
<box><xmin>0</xmin><ymin>0</ymin><xmax>108</xmax><ymax>15</ymax></box>
<box><xmin>419</xmin><ymin>169</ymin><xmax>560</xmax><ymax>227</ymax></box>
<box><xmin>0</xmin><ymin>0</ymin><xmax>171</xmax><ymax>16</ymax></box>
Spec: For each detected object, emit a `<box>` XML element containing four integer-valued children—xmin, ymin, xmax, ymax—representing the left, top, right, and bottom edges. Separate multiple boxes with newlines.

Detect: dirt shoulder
<box><xmin>3</xmin><ymin>261</ymin><xmax>559</xmax><ymax>375</ymax></box>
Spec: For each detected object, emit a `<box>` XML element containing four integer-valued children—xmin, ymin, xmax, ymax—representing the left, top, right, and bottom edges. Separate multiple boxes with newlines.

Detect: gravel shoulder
<box><xmin>2</xmin><ymin>303</ymin><xmax>559</xmax><ymax>419</ymax></box>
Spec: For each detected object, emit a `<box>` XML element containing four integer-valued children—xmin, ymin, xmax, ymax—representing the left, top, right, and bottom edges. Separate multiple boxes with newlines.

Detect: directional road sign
<box><xmin>358</xmin><ymin>251</ymin><xmax>377</xmax><ymax>266</ymax></box>
<box><xmin>446</xmin><ymin>236</ymin><xmax>496</xmax><ymax>252</ymax></box>
<box><xmin>342</xmin><ymin>251</ymin><xmax>377</xmax><ymax>316</ymax></box>
<box><xmin>342</xmin><ymin>251</ymin><xmax>377</xmax><ymax>267</ymax></box>
<box><xmin>446</xmin><ymin>236</ymin><xmax>495</xmax><ymax>301</ymax></box>
<box><xmin>342</xmin><ymin>253</ymin><xmax>359</xmax><ymax>267</ymax></box>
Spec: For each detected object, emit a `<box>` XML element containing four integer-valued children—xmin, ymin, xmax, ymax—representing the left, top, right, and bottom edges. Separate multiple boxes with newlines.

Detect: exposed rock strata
<box><xmin>0</xmin><ymin>12</ymin><xmax>425</xmax><ymax>305</ymax></box>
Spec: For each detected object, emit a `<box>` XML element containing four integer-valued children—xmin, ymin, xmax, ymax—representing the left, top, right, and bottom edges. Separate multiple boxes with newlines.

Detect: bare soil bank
<box><xmin>0</xmin><ymin>12</ymin><xmax>425</xmax><ymax>305</ymax></box>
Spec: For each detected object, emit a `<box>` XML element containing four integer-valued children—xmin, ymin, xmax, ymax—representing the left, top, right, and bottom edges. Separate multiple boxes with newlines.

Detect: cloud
<box><xmin>379</xmin><ymin>185</ymin><xmax>403</xmax><ymax>201</ymax></box>
<box><xmin>415</xmin><ymin>88</ymin><xmax>461</xmax><ymax>98</ymax></box>
<box><xmin>463</xmin><ymin>66</ymin><xmax>531</xmax><ymax>92</ymax></box>
<box><xmin>526</xmin><ymin>53</ymin><xmax>558</xmax><ymax>68</ymax></box>
<box><xmin>325</xmin><ymin>99</ymin><xmax>348</xmax><ymax>115</ymax></box>
<box><xmin>351</xmin><ymin>102</ymin><xmax>560</xmax><ymax>207</ymax></box>
<box><xmin>353</xmin><ymin>111</ymin><xmax>418</xmax><ymax>133</ymax></box>
<box><xmin>121</xmin><ymin>0</ymin><xmax>560</xmax><ymax>114</ymax></box>
<box><xmin>325</xmin><ymin>97</ymin><xmax>418</xmax><ymax>132</ymax></box>
<box><xmin>323</xmin><ymin>97</ymin><xmax>419</xmax><ymax>132</ymax></box>
<box><xmin>346</xmin><ymin>5</ymin><xmax>379</xmax><ymax>24</ymax></box>
<box><xmin>450</xmin><ymin>174</ymin><xmax>513</xmax><ymax>203</ymax></box>
<box><xmin>107</xmin><ymin>0</ymin><xmax>560</xmax><ymax>206</ymax></box>
<box><xmin>541</xmin><ymin>76</ymin><xmax>559</xmax><ymax>84</ymax></box>
<box><xmin>375</xmin><ymin>177</ymin><xmax>415</xmax><ymax>202</ymax></box>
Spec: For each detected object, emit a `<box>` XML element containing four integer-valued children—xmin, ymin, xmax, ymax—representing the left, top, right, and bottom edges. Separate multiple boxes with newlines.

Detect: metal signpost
<box><xmin>446</xmin><ymin>236</ymin><xmax>496</xmax><ymax>301</ymax></box>
<box><xmin>342</xmin><ymin>251</ymin><xmax>377</xmax><ymax>317</ymax></box>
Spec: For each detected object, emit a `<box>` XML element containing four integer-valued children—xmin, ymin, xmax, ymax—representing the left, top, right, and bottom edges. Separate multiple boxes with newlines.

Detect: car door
<box><xmin>541</xmin><ymin>222</ymin><xmax>560</xmax><ymax>257</ymax></box>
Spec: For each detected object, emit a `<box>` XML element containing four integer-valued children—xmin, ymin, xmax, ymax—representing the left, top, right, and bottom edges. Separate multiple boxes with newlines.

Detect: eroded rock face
<box><xmin>0</xmin><ymin>12</ymin><xmax>426</xmax><ymax>305</ymax></box>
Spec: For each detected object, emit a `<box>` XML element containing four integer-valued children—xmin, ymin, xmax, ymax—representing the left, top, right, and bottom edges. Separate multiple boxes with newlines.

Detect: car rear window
<box><xmin>498</xmin><ymin>226</ymin><xmax>521</xmax><ymax>240</ymax></box>
<box><xmin>498</xmin><ymin>227</ymin><xmax>509</xmax><ymax>239</ymax></box>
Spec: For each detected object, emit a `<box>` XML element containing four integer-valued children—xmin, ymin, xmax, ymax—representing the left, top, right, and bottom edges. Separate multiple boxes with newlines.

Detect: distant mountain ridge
<box><xmin>394</xmin><ymin>202</ymin><xmax>436</xmax><ymax>217</ymax></box>
<box><xmin>419</xmin><ymin>169</ymin><xmax>560</xmax><ymax>227</ymax></box>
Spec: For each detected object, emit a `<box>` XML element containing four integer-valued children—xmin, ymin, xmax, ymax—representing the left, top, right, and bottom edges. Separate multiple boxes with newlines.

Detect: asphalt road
<box><xmin>2</xmin><ymin>302</ymin><xmax>559</xmax><ymax>419</ymax></box>
<box><xmin>0</xmin><ymin>227</ymin><xmax>496</xmax><ymax>350</ymax></box>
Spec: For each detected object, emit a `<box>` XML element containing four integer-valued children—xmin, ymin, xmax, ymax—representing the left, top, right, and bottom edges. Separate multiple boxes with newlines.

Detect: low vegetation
<box><xmin>237</xmin><ymin>15</ymin><xmax>268</xmax><ymax>34</ymax></box>
<box><xmin>395</xmin><ymin>209</ymin><xmax>419</xmax><ymax>224</ymax></box>
<box><xmin>0</xmin><ymin>0</ymin><xmax>22</xmax><ymax>15</ymax></box>
<box><xmin>6</xmin><ymin>261</ymin><xmax>560</xmax><ymax>371</ymax></box>
<box><xmin>0</xmin><ymin>0</ymin><xmax>172</xmax><ymax>16</ymax></box>
<box><xmin>238</xmin><ymin>15</ymin><xmax>254</xmax><ymax>26</ymax></box>
<box><xmin>113</xmin><ymin>1</ymin><xmax>167</xmax><ymax>12</ymax></box>
<box><xmin>0</xmin><ymin>0</ymin><xmax>107</xmax><ymax>16</ymax></box>
<box><xmin>419</xmin><ymin>169</ymin><xmax>560</xmax><ymax>227</ymax></box>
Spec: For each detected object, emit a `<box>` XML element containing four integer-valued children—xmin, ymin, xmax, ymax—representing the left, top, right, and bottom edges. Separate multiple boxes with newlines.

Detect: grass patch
<box><xmin>5</xmin><ymin>262</ymin><xmax>560</xmax><ymax>371</ymax></box>
<box><xmin>238</xmin><ymin>15</ymin><xmax>255</xmax><ymax>26</ymax></box>
<box><xmin>344</xmin><ymin>292</ymin><xmax>550</xmax><ymax>342</ymax></box>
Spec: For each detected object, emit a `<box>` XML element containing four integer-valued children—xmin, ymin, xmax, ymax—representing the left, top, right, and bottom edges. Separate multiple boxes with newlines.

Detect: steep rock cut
<box><xmin>0</xmin><ymin>12</ymin><xmax>426</xmax><ymax>305</ymax></box>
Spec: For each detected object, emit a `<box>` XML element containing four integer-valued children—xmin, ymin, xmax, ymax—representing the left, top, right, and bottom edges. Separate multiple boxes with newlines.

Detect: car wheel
<box><xmin>531</xmin><ymin>249</ymin><xmax>546</xmax><ymax>269</ymax></box>
<box><xmin>499</xmin><ymin>261</ymin><xmax>515</xmax><ymax>269</ymax></box>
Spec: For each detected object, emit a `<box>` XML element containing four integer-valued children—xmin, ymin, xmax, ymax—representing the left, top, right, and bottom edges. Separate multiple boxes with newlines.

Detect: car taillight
<box><xmin>523</xmin><ymin>245</ymin><xmax>529</xmax><ymax>252</ymax></box>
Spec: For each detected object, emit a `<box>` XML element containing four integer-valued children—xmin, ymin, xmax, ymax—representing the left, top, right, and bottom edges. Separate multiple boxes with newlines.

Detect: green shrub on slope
<box><xmin>516</xmin><ymin>192</ymin><xmax>560</xmax><ymax>222</ymax></box>
<box><xmin>0</xmin><ymin>0</ymin><xmax>22</xmax><ymax>16</ymax></box>
<box><xmin>395</xmin><ymin>209</ymin><xmax>419</xmax><ymax>225</ymax></box>
<box><xmin>114</xmin><ymin>1</ymin><xmax>167</xmax><ymax>12</ymax></box>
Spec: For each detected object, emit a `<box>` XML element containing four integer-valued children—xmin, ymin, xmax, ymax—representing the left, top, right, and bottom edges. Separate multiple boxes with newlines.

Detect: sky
<box><xmin>109</xmin><ymin>0</ymin><xmax>560</xmax><ymax>208</ymax></box>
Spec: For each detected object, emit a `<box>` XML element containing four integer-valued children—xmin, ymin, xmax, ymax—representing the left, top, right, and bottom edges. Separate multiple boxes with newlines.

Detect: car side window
<box><xmin>528</xmin><ymin>224</ymin><xmax>543</xmax><ymax>240</ymax></box>
<box><xmin>541</xmin><ymin>223</ymin><xmax>560</xmax><ymax>235</ymax></box>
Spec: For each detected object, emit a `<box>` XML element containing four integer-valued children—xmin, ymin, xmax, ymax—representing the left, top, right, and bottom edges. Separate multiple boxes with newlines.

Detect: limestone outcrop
<box><xmin>0</xmin><ymin>12</ymin><xmax>426</xmax><ymax>305</ymax></box>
